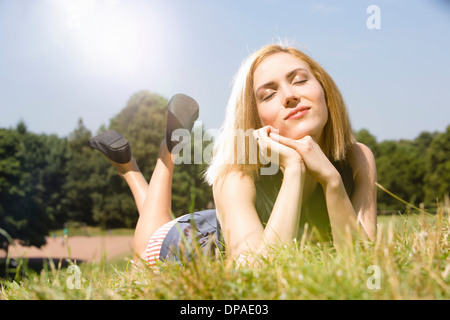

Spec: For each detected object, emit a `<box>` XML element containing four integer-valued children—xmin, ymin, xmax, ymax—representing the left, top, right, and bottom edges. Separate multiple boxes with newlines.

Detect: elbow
<box><xmin>226</xmin><ymin>238</ymin><xmax>270</xmax><ymax>267</ymax></box>
<box><xmin>363</xmin><ymin>224</ymin><xmax>377</xmax><ymax>242</ymax></box>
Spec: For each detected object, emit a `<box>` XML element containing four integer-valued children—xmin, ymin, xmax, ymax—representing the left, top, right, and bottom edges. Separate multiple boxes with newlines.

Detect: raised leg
<box><xmin>109</xmin><ymin>141</ymin><xmax>176</xmax><ymax>260</ymax></box>
<box><xmin>109</xmin><ymin>157</ymin><xmax>148</xmax><ymax>215</ymax></box>
<box><xmin>132</xmin><ymin>141</ymin><xmax>175</xmax><ymax>259</ymax></box>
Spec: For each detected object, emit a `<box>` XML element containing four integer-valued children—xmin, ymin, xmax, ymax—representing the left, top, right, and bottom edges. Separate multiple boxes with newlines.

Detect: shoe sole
<box><xmin>166</xmin><ymin>93</ymin><xmax>199</xmax><ymax>152</ymax></box>
<box><xmin>88</xmin><ymin>130</ymin><xmax>131</xmax><ymax>163</ymax></box>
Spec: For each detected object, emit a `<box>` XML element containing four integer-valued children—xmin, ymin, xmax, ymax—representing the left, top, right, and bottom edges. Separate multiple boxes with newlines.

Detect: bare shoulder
<box><xmin>348</xmin><ymin>142</ymin><xmax>377</xmax><ymax>179</ymax></box>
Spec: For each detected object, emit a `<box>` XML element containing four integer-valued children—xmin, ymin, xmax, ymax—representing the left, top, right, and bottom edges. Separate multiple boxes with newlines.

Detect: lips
<box><xmin>284</xmin><ymin>106</ymin><xmax>311</xmax><ymax>120</ymax></box>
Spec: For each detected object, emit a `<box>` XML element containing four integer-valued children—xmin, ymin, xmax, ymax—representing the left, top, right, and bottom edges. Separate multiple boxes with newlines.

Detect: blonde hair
<box><xmin>204</xmin><ymin>44</ymin><xmax>355</xmax><ymax>186</ymax></box>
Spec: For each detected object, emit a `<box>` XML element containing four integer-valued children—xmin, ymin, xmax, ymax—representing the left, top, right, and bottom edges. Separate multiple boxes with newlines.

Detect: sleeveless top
<box><xmin>254</xmin><ymin>161</ymin><xmax>354</xmax><ymax>242</ymax></box>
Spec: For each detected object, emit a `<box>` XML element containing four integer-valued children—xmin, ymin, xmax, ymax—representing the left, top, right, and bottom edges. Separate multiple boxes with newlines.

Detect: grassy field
<box><xmin>1</xmin><ymin>209</ymin><xmax>449</xmax><ymax>300</ymax></box>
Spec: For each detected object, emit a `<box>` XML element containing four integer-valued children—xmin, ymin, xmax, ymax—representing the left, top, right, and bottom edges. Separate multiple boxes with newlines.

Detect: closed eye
<box><xmin>293</xmin><ymin>79</ymin><xmax>307</xmax><ymax>85</ymax></box>
<box><xmin>263</xmin><ymin>92</ymin><xmax>276</xmax><ymax>101</ymax></box>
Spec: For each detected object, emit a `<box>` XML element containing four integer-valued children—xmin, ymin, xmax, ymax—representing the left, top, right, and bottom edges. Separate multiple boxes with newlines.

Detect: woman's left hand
<box><xmin>269</xmin><ymin>133</ymin><xmax>339</xmax><ymax>186</ymax></box>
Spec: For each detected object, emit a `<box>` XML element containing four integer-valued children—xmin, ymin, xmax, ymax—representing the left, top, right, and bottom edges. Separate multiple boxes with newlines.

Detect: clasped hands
<box><xmin>253</xmin><ymin>126</ymin><xmax>339</xmax><ymax>187</ymax></box>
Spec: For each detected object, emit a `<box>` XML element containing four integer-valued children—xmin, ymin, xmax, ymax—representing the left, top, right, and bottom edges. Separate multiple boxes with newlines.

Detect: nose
<box><xmin>283</xmin><ymin>94</ymin><xmax>300</xmax><ymax>108</ymax></box>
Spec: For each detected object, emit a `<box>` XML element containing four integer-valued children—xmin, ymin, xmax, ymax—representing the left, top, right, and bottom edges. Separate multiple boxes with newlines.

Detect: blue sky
<box><xmin>1</xmin><ymin>0</ymin><xmax>449</xmax><ymax>142</ymax></box>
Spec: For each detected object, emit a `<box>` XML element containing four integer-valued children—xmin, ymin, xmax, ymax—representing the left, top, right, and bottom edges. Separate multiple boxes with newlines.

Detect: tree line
<box><xmin>1</xmin><ymin>90</ymin><xmax>449</xmax><ymax>248</ymax></box>
<box><xmin>356</xmin><ymin>126</ymin><xmax>450</xmax><ymax>213</ymax></box>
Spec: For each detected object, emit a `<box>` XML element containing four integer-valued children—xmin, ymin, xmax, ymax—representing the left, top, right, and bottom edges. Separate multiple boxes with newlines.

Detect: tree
<box><xmin>0</xmin><ymin>123</ymin><xmax>57</xmax><ymax>248</ymax></box>
<box><xmin>424</xmin><ymin>125</ymin><xmax>450</xmax><ymax>205</ymax></box>
<box><xmin>62</xmin><ymin>119</ymin><xmax>110</xmax><ymax>226</ymax></box>
<box><xmin>39</xmin><ymin>134</ymin><xmax>70</xmax><ymax>230</ymax></box>
<box><xmin>0</xmin><ymin>128</ymin><xmax>23</xmax><ymax>248</ymax></box>
<box><xmin>375</xmin><ymin>139</ymin><xmax>426</xmax><ymax>212</ymax></box>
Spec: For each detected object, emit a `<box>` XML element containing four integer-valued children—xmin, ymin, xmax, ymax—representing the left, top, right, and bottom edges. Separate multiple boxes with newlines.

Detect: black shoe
<box><xmin>166</xmin><ymin>93</ymin><xmax>199</xmax><ymax>153</ymax></box>
<box><xmin>88</xmin><ymin>130</ymin><xmax>131</xmax><ymax>164</ymax></box>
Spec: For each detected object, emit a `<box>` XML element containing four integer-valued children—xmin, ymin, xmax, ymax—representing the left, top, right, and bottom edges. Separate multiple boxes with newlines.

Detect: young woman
<box><xmin>89</xmin><ymin>44</ymin><xmax>377</xmax><ymax>267</ymax></box>
<box><xmin>206</xmin><ymin>45</ymin><xmax>377</xmax><ymax>264</ymax></box>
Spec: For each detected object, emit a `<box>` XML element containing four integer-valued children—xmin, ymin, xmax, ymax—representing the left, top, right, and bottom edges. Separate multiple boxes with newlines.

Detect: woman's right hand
<box><xmin>253</xmin><ymin>126</ymin><xmax>305</xmax><ymax>174</ymax></box>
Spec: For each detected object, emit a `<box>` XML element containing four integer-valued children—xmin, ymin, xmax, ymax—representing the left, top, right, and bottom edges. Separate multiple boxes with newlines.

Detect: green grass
<box><xmin>1</xmin><ymin>209</ymin><xmax>449</xmax><ymax>300</ymax></box>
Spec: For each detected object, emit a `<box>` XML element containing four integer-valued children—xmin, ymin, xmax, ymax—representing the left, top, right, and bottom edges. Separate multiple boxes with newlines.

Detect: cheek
<box><xmin>256</xmin><ymin>104</ymin><xmax>279</xmax><ymax>127</ymax></box>
<box><xmin>311</xmin><ymin>82</ymin><xmax>326</xmax><ymax>105</ymax></box>
<box><xmin>311</xmin><ymin>84</ymin><xmax>328</xmax><ymax>119</ymax></box>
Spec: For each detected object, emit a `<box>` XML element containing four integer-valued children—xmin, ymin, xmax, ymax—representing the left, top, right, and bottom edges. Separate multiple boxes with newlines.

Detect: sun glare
<box><xmin>62</xmin><ymin>0</ymin><xmax>141</xmax><ymax>76</ymax></box>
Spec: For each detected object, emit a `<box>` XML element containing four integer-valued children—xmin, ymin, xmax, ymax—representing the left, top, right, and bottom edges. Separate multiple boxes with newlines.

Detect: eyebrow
<box><xmin>255</xmin><ymin>68</ymin><xmax>308</xmax><ymax>94</ymax></box>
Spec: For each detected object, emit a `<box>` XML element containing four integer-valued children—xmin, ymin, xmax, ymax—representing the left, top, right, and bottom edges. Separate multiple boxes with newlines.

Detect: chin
<box><xmin>280</xmin><ymin>127</ymin><xmax>313</xmax><ymax>140</ymax></box>
<box><xmin>281</xmin><ymin>121</ymin><xmax>325</xmax><ymax>141</ymax></box>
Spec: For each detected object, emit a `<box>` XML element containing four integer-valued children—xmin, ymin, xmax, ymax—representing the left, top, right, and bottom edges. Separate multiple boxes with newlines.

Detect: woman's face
<box><xmin>253</xmin><ymin>52</ymin><xmax>328</xmax><ymax>142</ymax></box>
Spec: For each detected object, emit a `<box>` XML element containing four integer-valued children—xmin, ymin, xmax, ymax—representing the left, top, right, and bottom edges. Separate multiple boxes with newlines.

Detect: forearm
<box><xmin>260</xmin><ymin>165</ymin><xmax>305</xmax><ymax>249</ymax></box>
<box><xmin>233</xmin><ymin>165</ymin><xmax>304</xmax><ymax>266</ymax></box>
<box><xmin>321</xmin><ymin>174</ymin><xmax>362</xmax><ymax>244</ymax></box>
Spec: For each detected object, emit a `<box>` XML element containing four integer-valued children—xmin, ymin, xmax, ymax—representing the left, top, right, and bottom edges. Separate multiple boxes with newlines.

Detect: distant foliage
<box><xmin>356</xmin><ymin>126</ymin><xmax>450</xmax><ymax>212</ymax></box>
<box><xmin>0</xmin><ymin>122</ymin><xmax>66</xmax><ymax>247</ymax></box>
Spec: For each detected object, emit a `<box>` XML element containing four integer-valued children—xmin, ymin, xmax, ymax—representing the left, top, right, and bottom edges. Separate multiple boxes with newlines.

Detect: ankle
<box><xmin>111</xmin><ymin>157</ymin><xmax>137</xmax><ymax>176</ymax></box>
<box><xmin>159</xmin><ymin>139</ymin><xmax>177</xmax><ymax>166</ymax></box>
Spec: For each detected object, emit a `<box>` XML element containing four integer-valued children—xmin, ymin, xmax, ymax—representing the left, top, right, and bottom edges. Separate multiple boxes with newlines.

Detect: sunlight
<box><xmin>43</xmin><ymin>0</ymin><xmax>177</xmax><ymax>82</ymax></box>
<box><xmin>62</xmin><ymin>0</ymin><xmax>142</xmax><ymax>76</ymax></box>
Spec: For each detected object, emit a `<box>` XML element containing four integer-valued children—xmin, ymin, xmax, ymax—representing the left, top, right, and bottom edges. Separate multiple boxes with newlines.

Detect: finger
<box><xmin>268</xmin><ymin>132</ymin><xmax>297</xmax><ymax>149</ymax></box>
<box><xmin>258</xmin><ymin>128</ymin><xmax>283</xmax><ymax>156</ymax></box>
<box><xmin>265</xmin><ymin>125</ymin><xmax>279</xmax><ymax>136</ymax></box>
<box><xmin>258</xmin><ymin>129</ymin><xmax>271</xmax><ymax>152</ymax></box>
<box><xmin>253</xmin><ymin>129</ymin><xmax>266</xmax><ymax>153</ymax></box>
<box><xmin>253</xmin><ymin>127</ymin><xmax>267</xmax><ymax>140</ymax></box>
<box><xmin>257</xmin><ymin>125</ymin><xmax>278</xmax><ymax>136</ymax></box>
<box><xmin>254</xmin><ymin>129</ymin><xmax>272</xmax><ymax>164</ymax></box>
